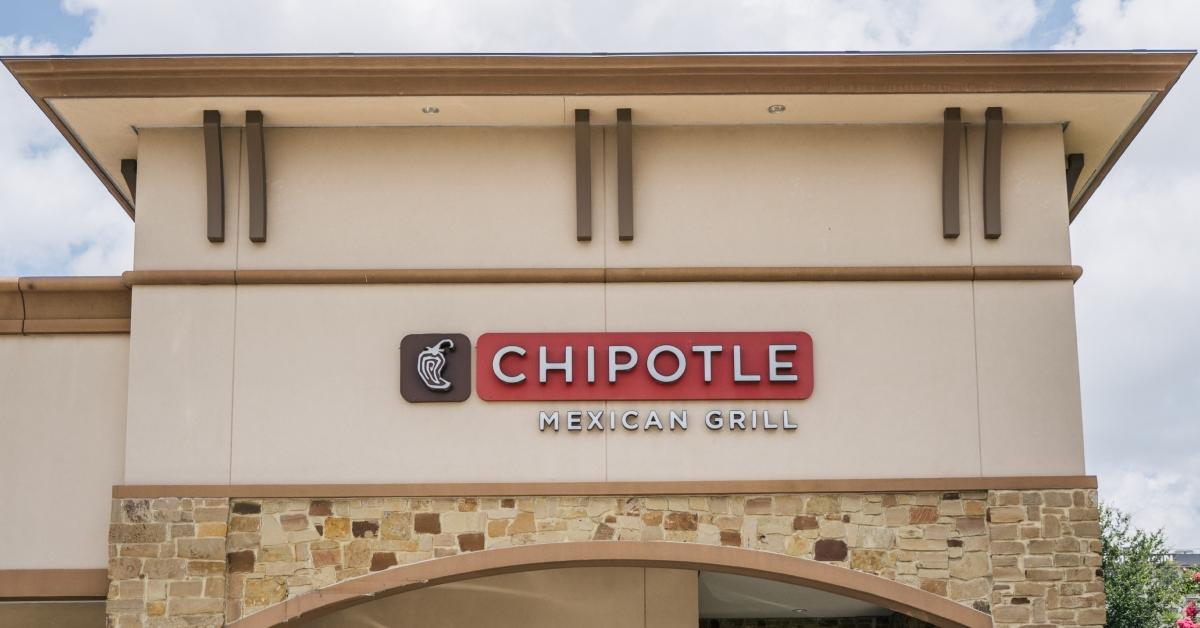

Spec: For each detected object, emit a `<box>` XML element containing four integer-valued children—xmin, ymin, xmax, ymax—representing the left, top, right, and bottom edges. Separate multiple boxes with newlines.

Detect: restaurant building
<box><xmin>0</xmin><ymin>51</ymin><xmax>1193</xmax><ymax>627</ymax></box>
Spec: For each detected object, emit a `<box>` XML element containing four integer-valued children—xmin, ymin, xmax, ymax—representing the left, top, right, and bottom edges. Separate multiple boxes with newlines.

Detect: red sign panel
<box><xmin>476</xmin><ymin>332</ymin><xmax>813</xmax><ymax>401</ymax></box>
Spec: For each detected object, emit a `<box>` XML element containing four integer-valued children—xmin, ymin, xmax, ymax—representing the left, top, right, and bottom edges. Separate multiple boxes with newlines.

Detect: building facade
<box><xmin>0</xmin><ymin>51</ymin><xmax>1193</xmax><ymax>627</ymax></box>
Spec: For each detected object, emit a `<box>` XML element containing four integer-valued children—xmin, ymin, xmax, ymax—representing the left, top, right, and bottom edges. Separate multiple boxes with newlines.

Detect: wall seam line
<box><xmin>642</xmin><ymin>566</ymin><xmax>648</xmax><ymax>628</ymax></box>
<box><xmin>227</xmin><ymin>127</ymin><xmax>245</xmax><ymax>486</ymax></box>
<box><xmin>602</xmin><ymin>124</ymin><xmax>610</xmax><ymax>483</ymax></box>
<box><xmin>964</xmin><ymin>124</ymin><xmax>985</xmax><ymax>477</ymax></box>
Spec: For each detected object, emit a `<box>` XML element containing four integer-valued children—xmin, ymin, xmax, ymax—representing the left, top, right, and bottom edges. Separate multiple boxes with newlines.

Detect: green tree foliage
<box><xmin>1101</xmin><ymin>505</ymin><xmax>1191</xmax><ymax>628</ymax></box>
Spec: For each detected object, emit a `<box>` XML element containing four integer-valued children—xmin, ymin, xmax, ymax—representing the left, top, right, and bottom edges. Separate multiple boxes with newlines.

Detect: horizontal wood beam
<box><xmin>942</xmin><ymin>107</ymin><xmax>962</xmax><ymax>238</ymax></box>
<box><xmin>246</xmin><ymin>110</ymin><xmax>267</xmax><ymax>243</ymax></box>
<box><xmin>983</xmin><ymin>107</ymin><xmax>1004</xmax><ymax>239</ymax></box>
<box><xmin>575</xmin><ymin>109</ymin><xmax>592</xmax><ymax>241</ymax></box>
<box><xmin>119</xmin><ymin>158</ymin><xmax>137</xmax><ymax>203</ymax></box>
<box><xmin>203</xmin><ymin>110</ymin><xmax>225</xmax><ymax>243</ymax></box>
<box><xmin>617</xmin><ymin>107</ymin><xmax>633</xmax><ymax>241</ymax></box>
<box><xmin>1065</xmin><ymin>153</ymin><xmax>1085</xmax><ymax>199</ymax></box>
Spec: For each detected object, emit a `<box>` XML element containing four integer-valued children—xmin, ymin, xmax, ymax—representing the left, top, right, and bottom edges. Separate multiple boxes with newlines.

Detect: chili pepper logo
<box><xmin>417</xmin><ymin>338</ymin><xmax>456</xmax><ymax>392</ymax></box>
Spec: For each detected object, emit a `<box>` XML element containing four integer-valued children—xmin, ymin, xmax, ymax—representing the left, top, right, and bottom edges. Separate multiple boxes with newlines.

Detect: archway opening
<box><xmin>228</xmin><ymin>542</ymin><xmax>990</xmax><ymax>628</ymax></box>
<box><xmin>288</xmin><ymin>567</ymin><xmax>939</xmax><ymax>628</ymax></box>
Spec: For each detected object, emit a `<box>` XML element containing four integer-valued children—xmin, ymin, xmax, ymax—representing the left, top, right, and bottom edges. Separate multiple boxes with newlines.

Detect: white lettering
<box><xmin>670</xmin><ymin>410</ymin><xmax>688</xmax><ymax>431</ymax></box>
<box><xmin>608</xmin><ymin>346</ymin><xmax>638</xmax><ymax>383</ymax></box>
<box><xmin>586</xmin><ymin>346</ymin><xmax>596</xmax><ymax>383</ymax></box>
<box><xmin>539</xmin><ymin>411</ymin><xmax>560</xmax><ymax>431</ymax></box>
<box><xmin>566</xmin><ymin>410</ymin><xmax>582</xmax><ymax>431</ymax></box>
<box><xmin>768</xmin><ymin>344</ymin><xmax>799</xmax><ymax>382</ymax></box>
<box><xmin>493</xmin><ymin>345</ymin><xmax>527</xmax><ymax>384</ymax></box>
<box><xmin>763</xmin><ymin>410</ymin><xmax>778</xmax><ymax>429</ymax></box>
<box><xmin>647</xmin><ymin>345</ymin><xmax>687</xmax><ymax>383</ymax></box>
<box><xmin>729</xmin><ymin>410</ymin><xmax>747</xmax><ymax>430</ymax></box>
<box><xmin>732</xmin><ymin>345</ymin><xmax>761</xmax><ymax>382</ymax></box>
<box><xmin>539</xmin><ymin>346</ymin><xmax>573</xmax><ymax>383</ymax></box>
<box><xmin>783</xmin><ymin>409</ymin><xmax>798</xmax><ymax>430</ymax></box>
<box><xmin>621</xmin><ymin>410</ymin><xmax>639</xmax><ymax>430</ymax></box>
<box><xmin>586</xmin><ymin>410</ymin><xmax>604</xmax><ymax>431</ymax></box>
<box><xmin>692</xmin><ymin>345</ymin><xmax>722</xmax><ymax>382</ymax></box>
<box><xmin>645</xmin><ymin>410</ymin><xmax>664</xmax><ymax>430</ymax></box>
<box><xmin>704</xmin><ymin>410</ymin><xmax>723</xmax><ymax>430</ymax></box>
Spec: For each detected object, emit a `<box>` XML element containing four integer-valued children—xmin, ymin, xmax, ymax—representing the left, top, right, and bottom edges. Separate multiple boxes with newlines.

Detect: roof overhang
<box><xmin>2</xmin><ymin>51</ymin><xmax>1193</xmax><ymax>221</ymax></box>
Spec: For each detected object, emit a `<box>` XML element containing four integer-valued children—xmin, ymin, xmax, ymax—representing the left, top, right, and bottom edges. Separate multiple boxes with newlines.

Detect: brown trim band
<box><xmin>0</xmin><ymin>276</ymin><xmax>131</xmax><ymax>335</ymax></box>
<box><xmin>0</xmin><ymin>569</ymin><xmax>108</xmax><ymax>600</ymax></box>
<box><xmin>228</xmin><ymin>542</ymin><xmax>992</xmax><ymax>628</ymax></box>
<box><xmin>120</xmin><ymin>265</ymin><xmax>1083</xmax><ymax>287</ymax></box>
<box><xmin>5</xmin><ymin>52</ymin><xmax>1191</xmax><ymax>98</ymax></box>
<box><xmin>113</xmin><ymin>475</ymin><xmax>1097</xmax><ymax>499</ymax></box>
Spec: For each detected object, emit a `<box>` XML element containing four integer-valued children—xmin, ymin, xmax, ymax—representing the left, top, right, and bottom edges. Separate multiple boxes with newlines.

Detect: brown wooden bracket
<box><xmin>1065</xmin><ymin>153</ymin><xmax>1084</xmax><ymax>199</ymax></box>
<box><xmin>120</xmin><ymin>159</ymin><xmax>137</xmax><ymax>203</ymax></box>
<box><xmin>983</xmin><ymin>107</ymin><xmax>1003</xmax><ymax>239</ymax></box>
<box><xmin>575</xmin><ymin>109</ymin><xmax>592</xmax><ymax>241</ymax></box>
<box><xmin>203</xmin><ymin>110</ymin><xmax>224</xmax><ymax>242</ymax></box>
<box><xmin>617</xmin><ymin>108</ymin><xmax>634</xmax><ymax>241</ymax></box>
<box><xmin>246</xmin><ymin>110</ymin><xmax>267</xmax><ymax>243</ymax></box>
<box><xmin>941</xmin><ymin>108</ymin><xmax>962</xmax><ymax>239</ymax></box>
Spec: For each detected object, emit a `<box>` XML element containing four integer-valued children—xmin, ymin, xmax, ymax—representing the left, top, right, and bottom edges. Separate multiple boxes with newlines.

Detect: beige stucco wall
<box><xmin>975</xmin><ymin>281</ymin><xmax>1084</xmax><ymax>475</ymax></box>
<box><xmin>120</xmin><ymin>280</ymin><xmax>1083</xmax><ymax>485</ymax></box>
<box><xmin>131</xmin><ymin>123</ymin><xmax>1072</xmax><ymax>271</ymax></box>
<box><xmin>0</xmin><ymin>335</ymin><xmax>128</xmax><ymax>568</ymax></box>
<box><xmin>124</xmin><ymin>286</ymin><xmax>235</xmax><ymax>484</ymax></box>
<box><xmin>134</xmin><ymin>128</ymin><xmax>243</xmax><ymax>270</ymax></box>
<box><xmin>120</xmin><ymin>121</ymin><xmax>1084</xmax><ymax>485</ymax></box>
<box><xmin>293</xmin><ymin>567</ymin><xmax>697</xmax><ymax>628</ymax></box>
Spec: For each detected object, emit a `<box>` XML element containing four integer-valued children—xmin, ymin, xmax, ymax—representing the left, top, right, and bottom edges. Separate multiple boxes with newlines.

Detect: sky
<box><xmin>1</xmin><ymin>0</ymin><xmax>1198</xmax><ymax>547</ymax></box>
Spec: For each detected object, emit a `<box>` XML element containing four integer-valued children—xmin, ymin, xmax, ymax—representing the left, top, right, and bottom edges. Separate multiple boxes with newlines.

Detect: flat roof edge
<box><xmin>3</xmin><ymin>50</ymin><xmax>1194</xmax><ymax>98</ymax></box>
<box><xmin>2</xmin><ymin>51</ymin><xmax>1193</xmax><ymax>222</ymax></box>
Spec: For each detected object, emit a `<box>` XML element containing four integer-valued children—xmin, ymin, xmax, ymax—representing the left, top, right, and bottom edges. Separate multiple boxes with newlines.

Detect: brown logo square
<box><xmin>400</xmin><ymin>333</ymin><xmax>472</xmax><ymax>403</ymax></box>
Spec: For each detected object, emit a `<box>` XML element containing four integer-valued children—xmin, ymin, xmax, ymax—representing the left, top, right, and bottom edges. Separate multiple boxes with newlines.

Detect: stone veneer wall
<box><xmin>106</xmin><ymin>490</ymin><xmax>1103</xmax><ymax>627</ymax></box>
<box><xmin>107</xmin><ymin>497</ymin><xmax>229</xmax><ymax>627</ymax></box>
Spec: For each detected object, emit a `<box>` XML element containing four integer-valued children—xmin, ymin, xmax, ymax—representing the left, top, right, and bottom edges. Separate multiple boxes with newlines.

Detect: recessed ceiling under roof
<box><xmin>699</xmin><ymin>571</ymin><xmax>892</xmax><ymax>619</ymax></box>
<box><xmin>2</xmin><ymin>51</ymin><xmax>1192</xmax><ymax>221</ymax></box>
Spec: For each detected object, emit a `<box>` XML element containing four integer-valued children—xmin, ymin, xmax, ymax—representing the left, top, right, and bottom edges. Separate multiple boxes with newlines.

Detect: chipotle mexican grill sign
<box><xmin>400</xmin><ymin>331</ymin><xmax>813</xmax><ymax>432</ymax></box>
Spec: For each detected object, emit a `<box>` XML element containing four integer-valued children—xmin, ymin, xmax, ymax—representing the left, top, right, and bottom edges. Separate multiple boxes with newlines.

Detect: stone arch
<box><xmin>228</xmin><ymin>541</ymin><xmax>993</xmax><ymax>628</ymax></box>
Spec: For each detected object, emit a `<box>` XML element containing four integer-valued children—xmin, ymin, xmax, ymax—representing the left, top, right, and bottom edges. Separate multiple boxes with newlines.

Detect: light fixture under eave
<box><xmin>791</xmin><ymin>608</ymin><xmax>808</xmax><ymax>614</ymax></box>
<box><xmin>767</xmin><ymin>104</ymin><xmax>786</xmax><ymax>114</ymax></box>
<box><xmin>422</xmin><ymin>106</ymin><xmax>440</xmax><ymax>114</ymax></box>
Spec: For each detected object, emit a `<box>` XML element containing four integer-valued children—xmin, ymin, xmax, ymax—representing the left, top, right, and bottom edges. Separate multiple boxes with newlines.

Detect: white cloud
<box><xmin>1060</xmin><ymin>0</ymin><xmax>1200</xmax><ymax>49</ymax></box>
<box><xmin>1105</xmin><ymin>470</ymin><xmax>1200</xmax><ymax>551</ymax></box>
<box><xmin>1058</xmin><ymin>0</ymin><xmax>1200</xmax><ymax>548</ymax></box>
<box><xmin>61</xmin><ymin>0</ymin><xmax>1044</xmax><ymax>54</ymax></box>
<box><xmin>0</xmin><ymin>35</ymin><xmax>133</xmax><ymax>276</ymax></box>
